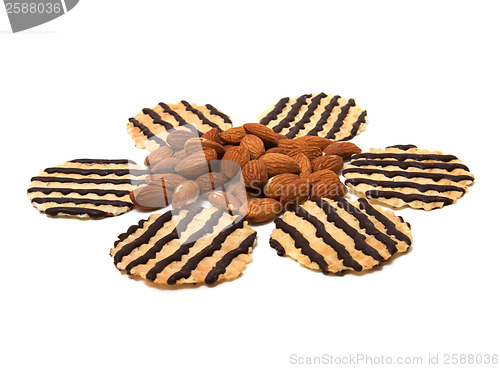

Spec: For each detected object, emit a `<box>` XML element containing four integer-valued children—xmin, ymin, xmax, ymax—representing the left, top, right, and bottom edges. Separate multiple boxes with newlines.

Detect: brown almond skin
<box><xmin>264</xmin><ymin>173</ymin><xmax>300</xmax><ymax>199</ymax></box>
<box><xmin>208</xmin><ymin>191</ymin><xmax>241</xmax><ymax>212</ymax></box>
<box><xmin>288</xmin><ymin>146</ymin><xmax>323</xmax><ymax>161</ymax></box>
<box><xmin>242</xmin><ymin>160</ymin><xmax>268</xmax><ymax>189</ymax></box>
<box><xmin>310</xmin><ymin>178</ymin><xmax>348</xmax><ymax>200</ymax></box>
<box><xmin>265</xmin><ymin>147</ymin><xmax>284</xmax><ymax>154</ymax></box>
<box><xmin>275</xmin><ymin>133</ymin><xmax>288</xmax><ymax>141</ymax></box>
<box><xmin>173</xmin><ymin>149</ymin><xmax>188</xmax><ymax>160</ymax></box>
<box><xmin>221</xmin><ymin>146</ymin><xmax>251</xmax><ymax>178</ymax></box>
<box><xmin>295</xmin><ymin>136</ymin><xmax>332</xmax><ymax>150</ymax></box>
<box><xmin>258</xmin><ymin>153</ymin><xmax>300</xmax><ymax>177</ymax></box>
<box><xmin>201</xmin><ymin>139</ymin><xmax>226</xmax><ymax>158</ymax></box>
<box><xmin>311</xmin><ymin>154</ymin><xmax>343</xmax><ymax>173</ymax></box>
<box><xmin>146</xmin><ymin>173</ymin><xmax>187</xmax><ymax>190</ymax></box>
<box><xmin>280</xmin><ymin>178</ymin><xmax>310</xmax><ymax>210</ymax></box>
<box><xmin>243</xmin><ymin>123</ymin><xmax>278</xmax><ymax>147</ymax></box>
<box><xmin>129</xmin><ymin>185</ymin><xmax>171</xmax><ymax>210</ymax></box>
<box><xmin>243</xmin><ymin>198</ymin><xmax>282</xmax><ymax>223</ymax></box>
<box><xmin>240</xmin><ymin>134</ymin><xmax>265</xmax><ymax>160</ymax></box>
<box><xmin>292</xmin><ymin>153</ymin><xmax>312</xmax><ymax>179</ymax></box>
<box><xmin>171</xmin><ymin>180</ymin><xmax>200</xmax><ymax>210</ymax></box>
<box><xmin>195</xmin><ymin>172</ymin><xmax>228</xmax><ymax>194</ymax></box>
<box><xmin>145</xmin><ymin>146</ymin><xmax>174</xmax><ymax>167</ymax></box>
<box><xmin>201</xmin><ymin>128</ymin><xmax>224</xmax><ymax>145</ymax></box>
<box><xmin>307</xmin><ymin>170</ymin><xmax>340</xmax><ymax>185</ymax></box>
<box><xmin>277</xmin><ymin>139</ymin><xmax>308</xmax><ymax>155</ymax></box>
<box><xmin>220</xmin><ymin>126</ymin><xmax>247</xmax><ymax>145</ymax></box>
<box><xmin>183</xmin><ymin>137</ymin><xmax>203</xmax><ymax>156</ymax></box>
<box><xmin>150</xmin><ymin>157</ymin><xmax>181</xmax><ymax>175</ymax></box>
<box><xmin>167</xmin><ymin>130</ymin><xmax>199</xmax><ymax>151</ymax></box>
<box><xmin>323</xmin><ymin>142</ymin><xmax>362</xmax><ymax>160</ymax></box>
<box><xmin>175</xmin><ymin>151</ymin><xmax>210</xmax><ymax>179</ymax></box>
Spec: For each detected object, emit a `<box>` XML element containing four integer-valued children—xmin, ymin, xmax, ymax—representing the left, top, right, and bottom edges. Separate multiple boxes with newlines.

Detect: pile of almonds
<box><xmin>130</xmin><ymin>124</ymin><xmax>361</xmax><ymax>223</ymax></box>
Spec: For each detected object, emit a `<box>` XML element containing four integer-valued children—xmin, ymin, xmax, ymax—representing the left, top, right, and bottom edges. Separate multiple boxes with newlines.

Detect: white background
<box><xmin>1</xmin><ymin>1</ymin><xmax>499</xmax><ymax>367</ymax></box>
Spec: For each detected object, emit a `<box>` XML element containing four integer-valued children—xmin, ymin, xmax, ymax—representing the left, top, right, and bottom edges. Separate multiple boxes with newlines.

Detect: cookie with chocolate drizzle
<box><xmin>343</xmin><ymin>145</ymin><xmax>475</xmax><ymax>210</ymax></box>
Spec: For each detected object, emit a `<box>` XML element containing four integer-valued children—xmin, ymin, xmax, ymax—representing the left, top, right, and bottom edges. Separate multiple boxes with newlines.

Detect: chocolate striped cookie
<box><xmin>257</xmin><ymin>93</ymin><xmax>367</xmax><ymax>140</ymax></box>
<box><xmin>270</xmin><ymin>198</ymin><xmax>412</xmax><ymax>274</ymax></box>
<box><xmin>111</xmin><ymin>207</ymin><xmax>256</xmax><ymax>285</ymax></box>
<box><xmin>28</xmin><ymin>159</ymin><xmax>148</xmax><ymax>219</ymax></box>
<box><xmin>343</xmin><ymin>145</ymin><xmax>475</xmax><ymax>210</ymax></box>
<box><xmin>128</xmin><ymin>101</ymin><xmax>233</xmax><ymax>151</ymax></box>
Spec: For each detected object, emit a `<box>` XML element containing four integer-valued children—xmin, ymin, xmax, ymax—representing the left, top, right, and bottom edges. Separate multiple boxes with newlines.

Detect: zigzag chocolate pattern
<box><xmin>28</xmin><ymin>159</ymin><xmax>147</xmax><ymax>219</ymax></box>
<box><xmin>270</xmin><ymin>198</ymin><xmax>412</xmax><ymax>274</ymax></box>
<box><xmin>343</xmin><ymin>146</ymin><xmax>475</xmax><ymax>210</ymax></box>
<box><xmin>127</xmin><ymin>101</ymin><xmax>233</xmax><ymax>151</ymax></box>
<box><xmin>110</xmin><ymin>207</ymin><xmax>256</xmax><ymax>285</ymax></box>
<box><xmin>257</xmin><ymin>93</ymin><xmax>367</xmax><ymax>140</ymax></box>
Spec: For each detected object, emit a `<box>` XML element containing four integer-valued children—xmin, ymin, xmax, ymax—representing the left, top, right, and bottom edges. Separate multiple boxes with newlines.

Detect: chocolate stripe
<box><xmin>307</xmin><ymin>95</ymin><xmax>340</xmax><ymax>136</ymax></box>
<box><xmin>272</xmin><ymin>94</ymin><xmax>312</xmax><ymax>133</ymax></box>
<box><xmin>294</xmin><ymin>205</ymin><xmax>363</xmax><ymax>271</ymax></box>
<box><xmin>334</xmin><ymin>198</ymin><xmax>398</xmax><ymax>255</ymax></box>
<box><xmin>285</xmin><ymin>93</ymin><xmax>327</xmax><ymax>138</ymax></box>
<box><xmin>269</xmin><ymin>238</ymin><xmax>286</xmax><ymax>256</ymax></box>
<box><xmin>259</xmin><ymin>97</ymin><xmax>290</xmax><ymax>125</ymax></box>
<box><xmin>345</xmin><ymin>178</ymin><xmax>466</xmax><ymax>194</ymax></box>
<box><xmin>159</xmin><ymin>102</ymin><xmax>203</xmax><ymax>135</ymax></box>
<box><xmin>349</xmin><ymin>159</ymin><xmax>470</xmax><ymax>172</ymax></box>
<box><xmin>205</xmin><ymin>232</ymin><xmax>256</xmax><ymax>285</ymax></box>
<box><xmin>274</xmin><ymin>217</ymin><xmax>329</xmax><ymax>273</ymax></box>
<box><xmin>325</xmin><ymin>99</ymin><xmax>356</xmax><ymax>140</ymax></box>
<box><xmin>205</xmin><ymin>104</ymin><xmax>232</xmax><ymax>126</ymax></box>
<box><xmin>28</xmin><ymin>187</ymin><xmax>131</xmax><ymax>197</ymax></box>
<box><xmin>44</xmin><ymin>167</ymin><xmax>148</xmax><ymax>177</ymax></box>
<box><xmin>341</xmin><ymin>110</ymin><xmax>367</xmax><ymax>141</ymax></box>
<box><xmin>113</xmin><ymin>211</ymin><xmax>175</xmax><ymax>264</ymax></box>
<box><xmin>365</xmin><ymin>190</ymin><xmax>454</xmax><ymax>206</ymax></box>
<box><xmin>142</xmin><ymin>108</ymin><xmax>174</xmax><ymax>131</ymax></box>
<box><xmin>69</xmin><ymin>159</ymin><xmax>133</xmax><ymax>165</ymax></box>
<box><xmin>115</xmin><ymin>219</ymin><xmax>147</xmax><ymax>246</ymax></box>
<box><xmin>180</xmin><ymin>100</ymin><xmax>222</xmax><ymax>131</ymax></box>
<box><xmin>123</xmin><ymin>208</ymin><xmax>204</xmax><ymax>273</ymax></box>
<box><xmin>358</xmin><ymin>198</ymin><xmax>412</xmax><ymax>245</ymax></box>
<box><xmin>30</xmin><ymin>176</ymin><xmax>144</xmax><ymax>186</ymax></box>
<box><xmin>32</xmin><ymin>197</ymin><xmax>133</xmax><ymax>208</ymax></box>
<box><xmin>352</xmin><ymin>152</ymin><xmax>459</xmax><ymax>162</ymax></box>
<box><xmin>342</xmin><ymin>167</ymin><xmax>474</xmax><ymax>183</ymax></box>
<box><xmin>314</xmin><ymin>199</ymin><xmax>385</xmax><ymax>263</ymax></box>
<box><xmin>129</xmin><ymin>118</ymin><xmax>166</xmax><ymax>146</ymax></box>
<box><xmin>45</xmin><ymin>207</ymin><xmax>109</xmax><ymax>218</ymax></box>
<box><xmin>167</xmin><ymin>214</ymin><xmax>244</xmax><ymax>284</ymax></box>
<box><xmin>387</xmin><ymin>144</ymin><xmax>417</xmax><ymax>150</ymax></box>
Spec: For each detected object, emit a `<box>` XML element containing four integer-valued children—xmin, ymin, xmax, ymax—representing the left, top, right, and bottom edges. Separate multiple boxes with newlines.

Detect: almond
<box><xmin>275</xmin><ymin>133</ymin><xmax>288</xmax><ymax>141</ymax></box>
<box><xmin>220</xmin><ymin>126</ymin><xmax>247</xmax><ymax>145</ymax></box>
<box><xmin>311</xmin><ymin>154</ymin><xmax>343</xmax><ymax>173</ymax></box>
<box><xmin>201</xmin><ymin>128</ymin><xmax>224</xmax><ymax>145</ymax></box>
<box><xmin>144</xmin><ymin>146</ymin><xmax>174</xmax><ymax>166</ymax></box>
<box><xmin>288</xmin><ymin>146</ymin><xmax>323</xmax><ymax>161</ymax></box>
<box><xmin>264</xmin><ymin>173</ymin><xmax>300</xmax><ymax>199</ymax></box>
<box><xmin>149</xmin><ymin>157</ymin><xmax>181</xmax><ymax>175</ymax></box>
<box><xmin>280</xmin><ymin>178</ymin><xmax>310</xmax><ymax>210</ymax></box>
<box><xmin>265</xmin><ymin>147</ymin><xmax>284</xmax><ymax>154</ymax></box>
<box><xmin>129</xmin><ymin>185</ymin><xmax>171</xmax><ymax>210</ymax></box>
<box><xmin>277</xmin><ymin>139</ymin><xmax>308</xmax><ymax>155</ymax></box>
<box><xmin>201</xmin><ymin>139</ymin><xmax>226</xmax><ymax>157</ymax></box>
<box><xmin>145</xmin><ymin>173</ymin><xmax>187</xmax><ymax>190</ymax></box>
<box><xmin>175</xmin><ymin>150</ymin><xmax>210</xmax><ymax>179</ymax></box>
<box><xmin>258</xmin><ymin>153</ymin><xmax>300</xmax><ymax>177</ymax></box>
<box><xmin>307</xmin><ymin>169</ymin><xmax>340</xmax><ymax>185</ymax></box>
<box><xmin>295</xmin><ymin>136</ymin><xmax>332</xmax><ymax>150</ymax></box>
<box><xmin>166</xmin><ymin>129</ymin><xmax>199</xmax><ymax>151</ymax></box>
<box><xmin>240</xmin><ymin>134</ymin><xmax>265</xmax><ymax>160</ymax></box>
<box><xmin>222</xmin><ymin>144</ymin><xmax>237</xmax><ymax>152</ymax></box>
<box><xmin>243</xmin><ymin>123</ymin><xmax>278</xmax><ymax>147</ymax></box>
<box><xmin>221</xmin><ymin>146</ymin><xmax>251</xmax><ymax>178</ymax></box>
<box><xmin>184</xmin><ymin>138</ymin><xmax>226</xmax><ymax>158</ymax></box>
<box><xmin>242</xmin><ymin>198</ymin><xmax>282</xmax><ymax>223</ymax></box>
<box><xmin>195</xmin><ymin>172</ymin><xmax>228</xmax><ymax>194</ymax></box>
<box><xmin>173</xmin><ymin>149</ymin><xmax>188</xmax><ymax>160</ymax></box>
<box><xmin>183</xmin><ymin>137</ymin><xmax>203</xmax><ymax>156</ymax></box>
<box><xmin>208</xmin><ymin>190</ymin><xmax>241</xmax><ymax>213</ymax></box>
<box><xmin>242</xmin><ymin>160</ymin><xmax>268</xmax><ymax>189</ymax></box>
<box><xmin>323</xmin><ymin>142</ymin><xmax>362</xmax><ymax>160</ymax></box>
<box><xmin>171</xmin><ymin>180</ymin><xmax>200</xmax><ymax>210</ymax></box>
<box><xmin>292</xmin><ymin>153</ymin><xmax>312</xmax><ymax>179</ymax></box>
<box><xmin>310</xmin><ymin>178</ymin><xmax>347</xmax><ymax>200</ymax></box>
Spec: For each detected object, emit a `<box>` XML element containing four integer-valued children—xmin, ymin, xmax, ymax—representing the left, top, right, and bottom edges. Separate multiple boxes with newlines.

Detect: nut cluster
<box><xmin>129</xmin><ymin>124</ymin><xmax>361</xmax><ymax>223</ymax></box>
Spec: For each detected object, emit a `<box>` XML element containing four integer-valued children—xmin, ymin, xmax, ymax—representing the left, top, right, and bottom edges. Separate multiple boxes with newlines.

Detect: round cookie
<box><xmin>127</xmin><ymin>101</ymin><xmax>233</xmax><ymax>151</ymax></box>
<box><xmin>111</xmin><ymin>207</ymin><xmax>256</xmax><ymax>286</ymax></box>
<box><xmin>343</xmin><ymin>145</ymin><xmax>475</xmax><ymax>210</ymax></box>
<box><xmin>28</xmin><ymin>159</ymin><xmax>148</xmax><ymax>219</ymax></box>
<box><xmin>257</xmin><ymin>93</ymin><xmax>367</xmax><ymax>140</ymax></box>
<box><xmin>270</xmin><ymin>198</ymin><xmax>412</xmax><ymax>274</ymax></box>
